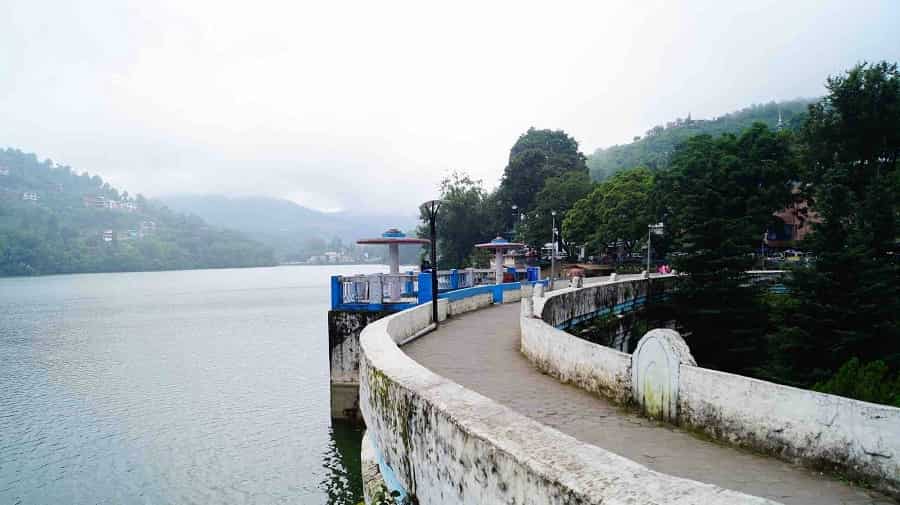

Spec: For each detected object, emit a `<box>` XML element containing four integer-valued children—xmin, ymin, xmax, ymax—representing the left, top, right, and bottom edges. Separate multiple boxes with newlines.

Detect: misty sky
<box><xmin>2</xmin><ymin>1</ymin><xmax>898</xmax><ymax>215</ymax></box>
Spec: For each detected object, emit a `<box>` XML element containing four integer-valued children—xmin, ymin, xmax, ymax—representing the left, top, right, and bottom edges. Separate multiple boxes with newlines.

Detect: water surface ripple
<box><xmin>0</xmin><ymin>265</ymin><xmax>380</xmax><ymax>505</ymax></box>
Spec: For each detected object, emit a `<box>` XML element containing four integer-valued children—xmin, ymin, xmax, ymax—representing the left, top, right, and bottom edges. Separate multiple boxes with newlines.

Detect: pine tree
<box><xmin>770</xmin><ymin>62</ymin><xmax>900</xmax><ymax>387</ymax></box>
<box><xmin>657</xmin><ymin>124</ymin><xmax>795</xmax><ymax>374</ymax></box>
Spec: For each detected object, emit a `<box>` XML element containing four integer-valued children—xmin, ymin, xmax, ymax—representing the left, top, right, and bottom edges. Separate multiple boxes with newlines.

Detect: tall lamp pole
<box><xmin>421</xmin><ymin>200</ymin><xmax>443</xmax><ymax>326</ymax></box>
<box><xmin>550</xmin><ymin>210</ymin><xmax>557</xmax><ymax>290</ymax></box>
<box><xmin>647</xmin><ymin>222</ymin><xmax>664</xmax><ymax>274</ymax></box>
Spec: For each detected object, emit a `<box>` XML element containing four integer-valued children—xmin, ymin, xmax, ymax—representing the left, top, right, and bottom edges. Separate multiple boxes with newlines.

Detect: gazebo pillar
<box><xmin>495</xmin><ymin>249</ymin><xmax>504</xmax><ymax>284</ymax></box>
<box><xmin>388</xmin><ymin>243</ymin><xmax>401</xmax><ymax>301</ymax></box>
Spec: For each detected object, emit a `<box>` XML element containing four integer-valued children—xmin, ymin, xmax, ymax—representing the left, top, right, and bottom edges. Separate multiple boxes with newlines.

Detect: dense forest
<box><xmin>587</xmin><ymin>99</ymin><xmax>814</xmax><ymax>180</ymax></box>
<box><xmin>0</xmin><ymin>149</ymin><xmax>275</xmax><ymax>276</ymax></box>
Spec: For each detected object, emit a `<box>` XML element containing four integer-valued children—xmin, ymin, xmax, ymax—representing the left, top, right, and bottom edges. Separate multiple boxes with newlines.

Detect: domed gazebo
<box><xmin>358</xmin><ymin>229</ymin><xmax>429</xmax><ymax>301</ymax></box>
<box><xmin>475</xmin><ymin>237</ymin><xmax>525</xmax><ymax>284</ymax></box>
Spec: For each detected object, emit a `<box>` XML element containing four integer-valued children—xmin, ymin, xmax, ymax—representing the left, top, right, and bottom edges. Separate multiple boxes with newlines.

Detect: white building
<box><xmin>22</xmin><ymin>191</ymin><xmax>38</xmax><ymax>201</ymax></box>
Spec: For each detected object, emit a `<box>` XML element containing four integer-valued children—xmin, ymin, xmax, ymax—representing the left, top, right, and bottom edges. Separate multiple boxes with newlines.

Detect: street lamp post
<box><xmin>421</xmin><ymin>200</ymin><xmax>443</xmax><ymax>326</ymax></box>
<box><xmin>550</xmin><ymin>210</ymin><xmax>557</xmax><ymax>289</ymax></box>
<box><xmin>647</xmin><ymin>222</ymin><xmax>664</xmax><ymax>274</ymax></box>
<box><xmin>511</xmin><ymin>204</ymin><xmax>518</xmax><ymax>240</ymax></box>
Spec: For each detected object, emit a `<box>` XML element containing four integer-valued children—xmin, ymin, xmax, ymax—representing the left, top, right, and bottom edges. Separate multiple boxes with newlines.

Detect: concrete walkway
<box><xmin>403</xmin><ymin>302</ymin><xmax>895</xmax><ymax>505</ymax></box>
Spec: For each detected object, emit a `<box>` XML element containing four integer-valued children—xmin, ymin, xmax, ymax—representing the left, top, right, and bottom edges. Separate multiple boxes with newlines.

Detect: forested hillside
<box><xmin>0</xmin><ymin>148</ymin><xmax>275</xmax><ymax>276</ymax></box>
<box><xmin>587</xmin><ymin>99</ymin><xmax>814</xmax><ymax>180</ymax></box>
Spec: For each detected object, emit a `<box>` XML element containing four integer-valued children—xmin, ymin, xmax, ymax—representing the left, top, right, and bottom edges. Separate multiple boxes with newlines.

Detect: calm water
<box><xmin>0</xmin><ymin>265</ymin><xmax>389</xmax><ymax>505</ymax></box>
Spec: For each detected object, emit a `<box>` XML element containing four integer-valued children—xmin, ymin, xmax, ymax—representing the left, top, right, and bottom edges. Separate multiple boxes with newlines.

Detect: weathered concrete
<box><xmin>447</xmin><ymin>292</ymin><xmax>492</xmax><ymax>316</ymax></box>
<box><xmin>679</xmin><ymin>365</ymin><xmax>900</xmax><ymax>496</ymax></box>
<box><xmin>361</xmin><ymin>303</ymin><xmax>780</xmax><ymax>504</ymax></box>
<box><xmin>407</xmin><ymin>303</ymin><xmax>893</xmax><ymax>504</ymax></box>
<box><xmin>329</xmin><ymin>309</ymin><xmax>393</xmax><ymax>419</ymax></box>
<box><xmin>527</xmin><ymin>276</ymin><xmax>900</xmax><ymax>498</ymax></box>
<box><xmin>632</xmin><ymin>328</ymin><xmax>696</xmax><ymax>422</ymax></box>
<box><xmin>520</xmin><ymin>315</ymin><xmax>633</xmax><ymax>403</ymax></box>
<box><xmin>361</xmin><ymin>431</ymin><xmax>387</xmax><ymax>504</ymax></box>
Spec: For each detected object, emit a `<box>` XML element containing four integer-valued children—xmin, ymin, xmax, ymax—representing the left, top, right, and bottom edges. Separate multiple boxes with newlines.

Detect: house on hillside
<box><xmin>84</xmin><ymin>195</ymin><xmax>107</xmax><ymax>208</ymax></box>
<box><xmin>765</xmin><ymin>188</ymin><xmax>821</xmax><ymax>249</ymax></box>
<box><xmin>22</xmin><ymin>191</ymin><xmax>39</xmax><ymax>201</ymax></box>
<box><xmin>102</xmin><ymin>230</ymin><xmax>114</xmax><ymax>242</ymax></box>
<box><xmin>139</xmin><ymin>221</ymin><xmax>157</xmax><ymax>237</ymax></box>
<box><xmin>0</xmin><ymin>166</ymin><xmax>9</xmax><ymax>176</ymax></box>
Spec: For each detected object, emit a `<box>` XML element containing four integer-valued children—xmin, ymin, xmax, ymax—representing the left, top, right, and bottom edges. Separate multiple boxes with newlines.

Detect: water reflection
<box><xmin>320</xmin><ymin>421</ymin><xmax>364</xmax><ymax>505</ymax></box>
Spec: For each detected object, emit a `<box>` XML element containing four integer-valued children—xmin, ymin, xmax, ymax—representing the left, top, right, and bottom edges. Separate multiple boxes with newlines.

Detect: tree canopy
<box><xmin>418</xmin><ymin>172</ymin><xmax>495</xmax><ymax>269</ymax></box>
<box><xmin>497</xmin><ymin>128</ymin><xmax>588</xmax><ymax>229</ymax></box>
<box><xmin>656</xmin><ymin>123</ymin><xmax>796</xmax><ymax>374</ymax></box>
<box><xmin>563</xmin><ymin>167</ymin><xmax>654</xmax><ymax>259</ymax></box>
<box><xmin>769</xmin><ymin>61</ymin><xmax>900</xmax><ymax>386</ymax></box>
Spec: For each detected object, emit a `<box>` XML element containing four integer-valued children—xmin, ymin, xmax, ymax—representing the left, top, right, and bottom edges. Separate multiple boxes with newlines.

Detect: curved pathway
<box><xmin>403</xmin><ymin>302</ymin><xmax>895</xmax><ymax>505</ymax></box>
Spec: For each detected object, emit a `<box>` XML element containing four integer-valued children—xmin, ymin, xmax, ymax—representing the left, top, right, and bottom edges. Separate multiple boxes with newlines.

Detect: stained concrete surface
<box><xmin>403</xmin><ymin>303</ymin><xmax>895</xmax><ymax>505</ymax></box>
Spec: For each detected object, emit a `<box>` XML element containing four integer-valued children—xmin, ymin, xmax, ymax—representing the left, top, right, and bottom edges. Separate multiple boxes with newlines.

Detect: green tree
<box><xmin>586</xmin><ymin>99</ymin><xmax>813</xmax><ymax>181</ymax></box>
<box><xmin>656</xmin><ymin>124</ymin><xmax>795</xmax><ymax>374</ymax></box>
<box><xmin>496</xmin><ymin>128</ymin><xmax>588</xmax><ymax>230</ymax></box>
<box><xmin>419</xmin><ymin>172</ymin><xmax>494</xmax><ymax>269</ymax></box>
<box><xmin>770</xmin><ymin>62</ymin><xmax>900</xmax><ymax>387</ymax></box>
<box><xmin>518</xmin><ymin>171</ymin><xmax>594</xmax><ymax>252</ymax></box>
<box><xmin>563</xmin><ymin>167</ymin><xmax>654</xmax><ymax>260</ymax></box>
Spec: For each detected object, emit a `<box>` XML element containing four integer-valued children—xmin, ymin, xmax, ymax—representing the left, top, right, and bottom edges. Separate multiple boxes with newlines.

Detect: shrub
<box><xmin>813</xmin><ymin>358</ymin><xmax>900</xmax><ymax>407</ymax></box>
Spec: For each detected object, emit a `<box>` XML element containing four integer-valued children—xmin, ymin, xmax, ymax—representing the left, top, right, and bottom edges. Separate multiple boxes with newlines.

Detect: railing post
<box><xmin>450</xmin><ymin>269</ymin><xmax>459</xmax><ymax>290</ymax></box>
<box><xmin>405</xmin><ymin>271</ymin><xmax>415</xmax><ymax>297</ymax></box>
<box><xmin>370</xmin><ymin>273</ymin><xmax>383</xmax><ymax>305</ymax></box>
<box><xmin>418</xmin><ymin>271</ymin><xmax>433</xmax><ymax>305</ymax></box>
<box><xmin>330</xmin><ymin>275</ymin><xmax>342</xmax><ymax>309</ymax></box>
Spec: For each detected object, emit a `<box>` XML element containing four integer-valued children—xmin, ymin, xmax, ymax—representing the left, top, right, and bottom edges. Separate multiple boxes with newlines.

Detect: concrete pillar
<box><xmin>328</xmin><ymin>309</ymin><xmax>393</xmax><ymax>421</ymax></box>
<box><xmin>388</xmin><ymin>244</ymin><xmax>401</xmax><ymax>302</ymax></box>
<box><xmin>495</xmin><ymin>249</ymin><xmax>503</xmax><ymax>284</ymax></box>
<box><xmin>631</xmin><ymin>329</ymin><xmax>696</xmax><ymax>423</ymax></box>
<box><xmin>369</xmin><ymin>274</ymin><xmax>383</xmax><ymax>304</ymax></box>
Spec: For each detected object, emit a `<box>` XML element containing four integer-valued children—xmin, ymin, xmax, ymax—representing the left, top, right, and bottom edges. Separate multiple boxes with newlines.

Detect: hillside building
<box><xmin>22</xmin><ymin>191</ymin><xmax>39</xmax><ymax>201</ymax></box>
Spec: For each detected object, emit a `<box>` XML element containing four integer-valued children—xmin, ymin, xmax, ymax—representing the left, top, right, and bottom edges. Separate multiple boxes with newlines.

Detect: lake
<box><xmin>0</xmin><ymin>265</ymin><xmax>389</xmax><ymax>505</ymax></box>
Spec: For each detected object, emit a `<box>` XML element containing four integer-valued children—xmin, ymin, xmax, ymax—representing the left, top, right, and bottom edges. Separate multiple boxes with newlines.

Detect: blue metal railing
<box><xmin>331</xmin><ymin>266</ymin><xmax>542</xmax><ymax>311</ymax></box>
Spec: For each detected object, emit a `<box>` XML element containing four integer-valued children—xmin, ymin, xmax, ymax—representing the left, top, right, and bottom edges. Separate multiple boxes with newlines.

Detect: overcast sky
<box><xmin>2</xmin><ymin>1</ymin><xmax>898</xmax><ymax>214</ymax></box>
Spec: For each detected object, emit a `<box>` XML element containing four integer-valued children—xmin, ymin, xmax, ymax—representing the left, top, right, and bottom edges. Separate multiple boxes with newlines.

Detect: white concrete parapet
<box><xmin>359</xmin><ymin>282</ymin><xmax>776</xmax><ymax>504</ymax></box>
<box><xmin>520</xmin><ymin>275</ymin><xmax>900</xmax><ymax>497</ymax></box>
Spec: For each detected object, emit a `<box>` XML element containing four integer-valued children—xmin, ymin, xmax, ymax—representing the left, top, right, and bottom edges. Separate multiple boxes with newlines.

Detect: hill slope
<box><xmin>588</xmin><ymin>99</ymin><xmax>814</xmax><ymax>180</ymax></box>
<box><xmin>160</xmin><ymin>194</ymin><xmax>419</xmax><ymax>262</ymax></box>
<box><xmin>0</xmin><ymin>148</ymin><xmax>275</xmax><ymax>276</ymax></box>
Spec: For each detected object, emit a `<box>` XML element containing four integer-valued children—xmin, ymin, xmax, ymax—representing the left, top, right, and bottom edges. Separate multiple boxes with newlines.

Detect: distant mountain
<box><xmin>0</xmin><ymin>148</ymin><xmax>276</xmax><ymax>276</ymax></box>
<box><xmin>587</xmin><ymin>99</ymin><xmax>815</xmax><ymax>180</ymax></box>
<box><xmin>159</xmin><ymin>194</ymin><xmax>419</xmax><ymax>262</ymax></box>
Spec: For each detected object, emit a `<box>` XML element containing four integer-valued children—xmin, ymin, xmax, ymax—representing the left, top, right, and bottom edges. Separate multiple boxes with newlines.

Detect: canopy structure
<box><xmin>358</xmin><ymin>229</ymin><xmax>429</xmax><ymax>301</ymax></box>
<box><xmin>475</xmin><ymin>236</ymin><xmax>525</xmax><ymax>284</ymax></box>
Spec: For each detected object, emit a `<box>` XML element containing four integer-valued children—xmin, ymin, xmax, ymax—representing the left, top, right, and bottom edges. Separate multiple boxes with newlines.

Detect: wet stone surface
<box><xmin>403</xmin><ymin>303</ymin><xmax>896</xmax><ymax>505</ymax></box>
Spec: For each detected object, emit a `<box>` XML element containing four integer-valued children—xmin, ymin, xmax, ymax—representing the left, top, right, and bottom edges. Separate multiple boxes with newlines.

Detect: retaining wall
<box><xmin>359</xmin><ymin>284</ymin><xmax>776</xmax><ymax>504</ymax></box>
<box><xmin>521</xmin><ymin>275</ymin><xmax>900</xmax><ymax>497</ymax></box>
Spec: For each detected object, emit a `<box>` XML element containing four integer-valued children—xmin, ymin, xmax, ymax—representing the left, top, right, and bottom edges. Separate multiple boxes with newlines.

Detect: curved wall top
<box><xmin>523</xmin><ymin>275</ymin><xmax>900</xmax><ymax>497</ymax></box>
<box><xmin>359</xmin><ymin>288</ymin><xmax>775</xmax><ymax>504</ymax></box>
